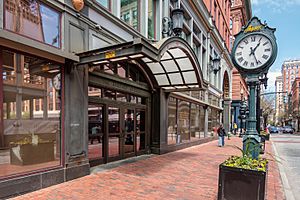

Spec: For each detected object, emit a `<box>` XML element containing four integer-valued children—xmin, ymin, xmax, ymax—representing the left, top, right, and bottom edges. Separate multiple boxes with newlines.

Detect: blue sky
<box><xmin>251</xmin><ymin>0</ymin><xmax>300</xmax><ymax>91</ymax></box>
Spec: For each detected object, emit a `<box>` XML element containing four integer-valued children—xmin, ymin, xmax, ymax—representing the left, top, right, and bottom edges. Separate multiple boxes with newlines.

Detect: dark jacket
<box><xmin>217</xmin><ymin>127</ymin><xmax>225</xmax><ymax>137</ymax></box>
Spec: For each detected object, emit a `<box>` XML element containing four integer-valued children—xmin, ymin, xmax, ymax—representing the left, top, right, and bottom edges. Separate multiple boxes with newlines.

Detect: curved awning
<box><xmin>78</xmin><ymin>37</ymin><xmax>207</xmax><ymax>92</ymax></box>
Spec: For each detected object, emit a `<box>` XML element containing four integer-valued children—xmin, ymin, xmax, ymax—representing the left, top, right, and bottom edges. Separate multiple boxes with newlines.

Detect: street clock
<box><xmin>231</xmin><ymin>17</ymin><xmax>277</xmax><ymax>75</ymax></box>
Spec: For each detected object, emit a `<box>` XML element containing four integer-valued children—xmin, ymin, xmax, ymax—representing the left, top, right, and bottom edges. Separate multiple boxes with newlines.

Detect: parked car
<box><xmin>283</xmin><ymin>126</ymin><xmax>294</xmax><ymax>134</ymax></box>
<box><xmin>268</xmin><ymin>126</ymin><xmax>279</xmax><ymax>134</ymax></box>
<box><xmin>277</xmin><ymin>126</ymin><xmax>283</xmax><ymax>133</ymax></box>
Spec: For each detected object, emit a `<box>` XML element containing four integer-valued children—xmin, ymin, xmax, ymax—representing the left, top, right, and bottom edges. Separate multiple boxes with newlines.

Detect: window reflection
<box><xmin>108</xmin><ymin>107</ymin><xmax>120</xmax><ymax>157</ymax></box>
<box><xmin>88</xmin><ymin>105</ymin><xmax>103</xmax><ymax>160</ymax></box>
<box><xmin>178</xmin><ymin>100</ymin><xmax>190</xmax><ymax>142</ymax></box>
<box><xmin>124</xmin><ymin>109</ymin><xmax>134</xmax><ymax>153</ymax></box>
<box><xmin>121</xmin><ymin>0</ymin><xmax>139</xmax><ymax>30</ymax></box>
<box><xmin>190</xmin><ymin>104</ymin><xmax>200</xmax><ymax>141</ymax></box>
<box><xmin>136</xmin><ymin>110</ymin><xmax>145</xmax><ymax>151</ymax></box>
<box><xmin>1</xmin><ymin>51</ymin><xmax>61</xmax><ymax>177</ymax></box>
<box><xmin>4</xmin><ymin>0</ymin><xmax>61</xmax><ymax>48</ymax></box>
<box><xmin>168</xmin><ymin>97</ymin><xmax>177</xmax><ymax>145</ymax></box>
<box><xmin>148</xmin><ymin>0</ymin><xmax>154</xmax><ymax>39</ymax></box>
<box><xmin>95</xmin><ymin>0</ymin><xmax>109</xmax><ymax>8</ymax></box>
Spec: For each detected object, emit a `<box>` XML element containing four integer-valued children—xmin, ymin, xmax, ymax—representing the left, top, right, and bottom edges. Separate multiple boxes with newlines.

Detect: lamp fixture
<box><xmin>162</xmin><ymin>2</ymin><xmax>184</xmax><ymax>37</ymax></box>
<box><xmin>210</xmin><ymin>56</ymin><xmax>221</xmax><ymax>74</ymax></box>
<box><xmin>259</xmin><ymin>73</ymin><xmax>268</xmax><ymax>89</ymax></box>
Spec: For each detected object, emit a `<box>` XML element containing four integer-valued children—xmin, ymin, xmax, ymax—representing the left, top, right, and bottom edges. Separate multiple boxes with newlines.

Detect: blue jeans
<box><xmin>221</xmin><ymin>136</ymin><xmax>225</xmax><ymax>146</ymax></box>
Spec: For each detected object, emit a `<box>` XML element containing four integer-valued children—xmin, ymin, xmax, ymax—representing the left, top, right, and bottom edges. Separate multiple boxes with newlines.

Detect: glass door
<box><xmin>123</xmin><ymin>109</ymin><xmax>135</xmax><ymax>157</ymax></box>
<box><xmin>136</xmin><ymin>109</ymin><xmax>146</xmax><ymax>153</ymax></box>
<box><xmin>88</xmin><ymin>104</ymin><xmax>104</xmax><ymax>164</ymax></box>
<box><xmin>108</xmin><ymin>107</ymin><xmax>121</xmax><ymax>161</ymax></box>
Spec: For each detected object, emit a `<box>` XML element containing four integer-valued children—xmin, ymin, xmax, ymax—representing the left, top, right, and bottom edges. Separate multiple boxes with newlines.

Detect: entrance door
<box><xmin>108</xmin><ymin>106</ymin><xmax>146</xmax><ymax>161</ymax></box>
<box><xmin>89</xmin><ymin>104</ymin><xmax>147</xmax><ymax>165</ymax></box>
<box><xmin>88</xmin><ymin>104</ymin><xmax>104</xmax><ymax>165</ymax></box>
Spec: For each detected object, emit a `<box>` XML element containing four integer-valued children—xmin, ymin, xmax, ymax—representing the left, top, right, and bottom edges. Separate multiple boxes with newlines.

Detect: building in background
<box><xmin>291</xmin><ymin>77</ymin><xmax>300</xmax><ymax>131</ymax></box>
<box><xmin>275</xmin><ymin>76</ymin><xmax>284</xmax><ymax>125</ymax></box>
<box><xmin>230</xmin><ymin>0</ymin><xmax>251</xmax><ymax>131</ymax></box>
<box><xmin>281</xmin><ymin>60</ymin><xmax>300</xmax><ymax>125</ymax></box>
<box><xmin>0</xmin><ymin>0</ymin><xmax>233</xmax><ymax>197</ymax></box>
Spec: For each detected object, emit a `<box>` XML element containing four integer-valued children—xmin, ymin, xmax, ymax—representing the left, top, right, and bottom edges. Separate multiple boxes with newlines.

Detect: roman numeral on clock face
<box><xmin>250</xmin><ymin>62</ymin><xmax>255</xmax><ymax>67</ymax></box>
<box><xmin>264</xmin><ymin>48</ymin><xmax>271</xmax><ymax>52</ymax></box>
<box><xmin>251</xmin><ymin>36</ymin><xmax>256</xmax><ymax>42</ymax></box>
<box><xmin>243</xmin><ymin>61</ymin><xmax>248</xmax><ymax>67</ymax></box>
<box><xmin>262</xmin><ymin>54</ymin><xmax>269</xmax><ymax>60</ymax></box>
<box><xmin>243</xmin><ymin>39</ymin><xmax>249</xmax><ymax>45</ymax></box>
<box><xmin>263</xmin><ymin>41</ymin><xmax>269</xmax><ymax>46</ymax></box>
<box><xmin>238</xmin><ymin>57</ymin><xmax>244</xmax><ymax>63</ymax></box>
<box><xmin>236</xmin><ymin>52</ymin><xmax>242</xmax><ymax>56</ymax></box>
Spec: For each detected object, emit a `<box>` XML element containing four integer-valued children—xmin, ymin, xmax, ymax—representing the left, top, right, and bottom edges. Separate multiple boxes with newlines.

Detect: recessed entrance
<box><xmin>87</xmin><ymin>72</ymin><xmax>149</xmax><ymax>166</ymax></box>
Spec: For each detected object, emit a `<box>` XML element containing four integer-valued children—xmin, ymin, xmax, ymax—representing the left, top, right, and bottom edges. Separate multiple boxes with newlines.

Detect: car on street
<box><xmin>282</xmin><ymin>126</ymin><xmax>294</xmax><ymax>134</ymax></box>
<box><xmin>268</xmin><ymin>126</ymin><xmax>279</xmax><ymax>133</ymax></box>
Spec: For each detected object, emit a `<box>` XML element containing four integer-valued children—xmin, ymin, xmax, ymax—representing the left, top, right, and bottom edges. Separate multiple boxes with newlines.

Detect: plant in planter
<box><xmin>218</xmin><ymin>140</ymin><xmax>268</xmax><ymax>200</ymax></box>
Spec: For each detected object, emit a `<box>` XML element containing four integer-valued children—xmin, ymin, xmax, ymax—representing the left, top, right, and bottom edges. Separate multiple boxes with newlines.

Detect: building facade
<box><xmin>275</xmin><ymin>76</ymin><xmax>283</xmax><ymax>125</ymax></box>
<box><xmin>230</xmin><ymin>0</ymin><xmax>251</xmax><ymax>131</ymax></box>
<box><xmin>282</xmin><ymin>60</ymin><xmax>300</xmax><ymax>125</ymax></box>
<box><xmin>291</xmin><ymin>77</ymin><xmax>300</xmax><ymax>131</ymax></box>
<box><xmin>0</xmin><ymin>0</ymin><xmax>233</xmax><ymax>198</ymax></box>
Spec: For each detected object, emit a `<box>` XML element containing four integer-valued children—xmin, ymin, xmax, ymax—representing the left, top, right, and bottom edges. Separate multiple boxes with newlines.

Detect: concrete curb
<box><xmin>271</xmin><ymin>140</ymin><xmax>295</xmax><ymax>200</ymax></box>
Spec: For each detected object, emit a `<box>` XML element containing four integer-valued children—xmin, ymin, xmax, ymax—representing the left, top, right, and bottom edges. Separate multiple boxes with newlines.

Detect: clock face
<box><xmin>233</xmin><ymin>34</ymin><xmax>273</xmax><ymax>69</ymax></box>
<box><xmin>52</xmin><ymin>74</ymin><xmax>61</xmax><ymax>90</ymax></box>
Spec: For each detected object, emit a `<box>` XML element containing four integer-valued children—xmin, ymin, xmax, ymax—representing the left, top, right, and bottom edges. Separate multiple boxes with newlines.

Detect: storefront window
<box><xmin>4</xmin><ymin>0</ymin><xmax>61</xmax><ymax>48</ymax></box>
<box><xmin>1</xmin><ymin>51</ymin><xmax>61</xmax><ymax>178</ymax></box>
<box><xmin>190</xmin><ymin>104</ymin><xmax>200</xmax><ymax>141</ymax></box>
<box><xmin>199</xmin><ymin>106</ymin><xmax>205</xmax><ymax>137</ymax></box>
<box><xmin>178</xmin><ymin>100</ymin><xmax>190</xmax><ymax>142</ymax></box>
<box><xmin>121</xmin><ymin>0</ymin><xmax>139</xmax><ymax>30</ymax></box>
<box><xmin>168</xmin><ymin>97</ymin><xmax>177</xmax><ymax>145</ymax></box>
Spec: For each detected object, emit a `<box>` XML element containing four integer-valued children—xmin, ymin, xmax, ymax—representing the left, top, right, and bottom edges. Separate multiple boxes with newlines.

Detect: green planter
<box><xmin>218</xmin><ymin>164</ymin><xmax>268</xmax><ymax>200</ymax></box>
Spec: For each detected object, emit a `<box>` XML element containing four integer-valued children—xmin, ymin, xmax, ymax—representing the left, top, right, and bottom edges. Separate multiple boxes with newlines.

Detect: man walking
<box><xmin>217</xmin><ymin>124</ymin><xmax>226</xmax><ymax>147</ymax></box>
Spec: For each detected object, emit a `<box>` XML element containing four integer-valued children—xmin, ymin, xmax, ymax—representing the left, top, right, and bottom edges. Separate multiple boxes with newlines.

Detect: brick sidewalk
<box><xmin>10</xmin><ymin>137</ymin><xmax>284</xmax><ymax>200</ymax></box>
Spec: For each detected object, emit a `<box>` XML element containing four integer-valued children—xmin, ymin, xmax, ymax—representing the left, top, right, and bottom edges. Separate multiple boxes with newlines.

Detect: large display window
<box><xmin>0</xmin><ymin>50</ymin><xmax>62</xmax><ymax>178</ymax></box>
<box><xmin>167</xmin><ymin>96</ymin><xmax>209</xmax><ymax>145</ymax></box>
<box><xmin>4</xmin><ymin>0</ymin><xmax>61</xmax><ymax>48</ymax></box>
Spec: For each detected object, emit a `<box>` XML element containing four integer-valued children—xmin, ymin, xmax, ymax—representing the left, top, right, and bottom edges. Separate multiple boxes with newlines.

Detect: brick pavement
<box><xmin>10</xmin><ymin>137</ymin><xmax>285</xmax><ymax>200</ymax></box>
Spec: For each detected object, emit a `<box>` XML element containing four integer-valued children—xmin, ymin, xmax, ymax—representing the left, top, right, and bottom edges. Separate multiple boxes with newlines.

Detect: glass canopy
<box><xmin>78</xmin><ymin>37</ymin><xmax>206</xmax><ymax>91</ymax></box>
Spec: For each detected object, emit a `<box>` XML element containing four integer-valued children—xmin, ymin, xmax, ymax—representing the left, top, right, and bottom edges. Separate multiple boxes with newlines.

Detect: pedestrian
<box><xmin>233</xmin><ymin>123</ymin><xmax>238</xmax><ymax>135</ymax></box>
<box><xmin>217</xmin><ymin>124</ymin><xmax>226</xmax><ymax>147</ymax></box>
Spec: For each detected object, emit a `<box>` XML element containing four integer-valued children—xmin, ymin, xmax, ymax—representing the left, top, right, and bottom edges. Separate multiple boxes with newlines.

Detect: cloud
<box><xmin>251</xmin><ymin>0</ymin><xmax>300</xmax><ymax>13</ymax></box>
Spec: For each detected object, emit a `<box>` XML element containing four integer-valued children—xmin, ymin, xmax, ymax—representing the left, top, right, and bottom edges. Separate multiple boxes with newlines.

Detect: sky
<box><xmin>251</xmin><ymin>0</ymin><xmax>300</xmax><ymax>92</ymax></box>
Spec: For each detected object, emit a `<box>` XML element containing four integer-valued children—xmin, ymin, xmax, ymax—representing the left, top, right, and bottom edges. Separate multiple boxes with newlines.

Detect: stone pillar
<box><xmin>204</xmin><ymin>106</ymin><xmax>209</xmax><ymax>137</ymax></box>
<box><xmin>29</xmin><ymin>99</ymin><xmax>34</xmax><ymax>119</ymax></box>
<box><xmin>0</xmin><ymin>49</ymin><xmax>4</xmax><ymax>147</ymax></box>
<box><xmin>223</xmin><ymin>99</ymin><xmax>231</xmax><ymax>134</ymax></box>
<box><xmin>15</xmin><ymin>54</ymin><xmax>22</xmax><ymax>120</ymax></box>
<box><xmin>64</xmin><ymin>61</ymin><xmax>89</xmax><ymax>180</ymax></box>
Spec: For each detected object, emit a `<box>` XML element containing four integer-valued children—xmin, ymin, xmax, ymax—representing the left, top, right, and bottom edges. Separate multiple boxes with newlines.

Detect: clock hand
<box><xmin>253</xmin><ymin>53</ymin><xmax>259</xmax><ymax>65</ymax></box>
<box><xmin>252</xmin><ymin>41</ymin><xmax>261</xmax><ymax>53</ymax></box>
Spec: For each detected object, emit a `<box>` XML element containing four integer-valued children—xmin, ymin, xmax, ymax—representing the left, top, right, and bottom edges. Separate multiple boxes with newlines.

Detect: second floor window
<box><xmin>120</xmin><ymin>0</ymin><xmax>139</xmax><ymax>30</ymax></box>
<box><xmin>95</xmin><ymin>0</ymin><xmax>109</xmax><ymax>9</ymax></box>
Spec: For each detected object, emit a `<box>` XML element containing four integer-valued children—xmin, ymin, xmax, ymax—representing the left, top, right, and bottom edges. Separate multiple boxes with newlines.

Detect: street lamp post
<box><xmin>231</xmin><ymin>17</ymin><xmax>277</xmax><ymax>159</ymax></box>
<box><xmin>256</xmin><ymin>73</ymin><xmax>268</xmax><ymax>133</ymax></box>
